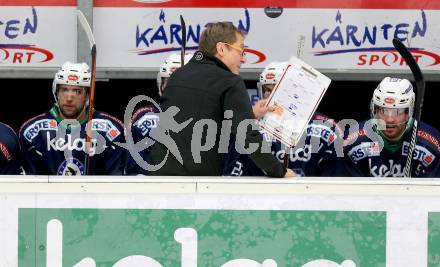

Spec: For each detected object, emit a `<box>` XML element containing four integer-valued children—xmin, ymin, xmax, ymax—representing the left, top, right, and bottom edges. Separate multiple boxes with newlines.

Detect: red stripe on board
<box><xmin>94</xmin><ymin>0</ymin><xmax>440</xmax><ymax>9</ymax></box>
<box><xmin>0</xmin><ymin>0</ymin><xmax>75</xmax><ymax>6</ymax></box>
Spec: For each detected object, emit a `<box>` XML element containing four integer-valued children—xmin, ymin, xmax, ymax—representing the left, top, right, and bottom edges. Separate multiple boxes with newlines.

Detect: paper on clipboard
<box><xmin>258</xmin><ymin>56</ymin><xmax>331</xmax><ymax>148</ymax></box>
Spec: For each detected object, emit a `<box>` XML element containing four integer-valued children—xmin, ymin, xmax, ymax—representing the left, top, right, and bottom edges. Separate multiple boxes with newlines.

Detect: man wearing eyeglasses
<box><xmin>19</xmin><ymin>61</ymin><xmax>126</xmax><ymax>175</ymax></box>
<box><xmin>148</xmin><ymin>22</ymin><xmax>296</xmax><ymax>178</ymax></box>
<box><xmin>342</xmin><ymin>77</ymin><xmax>440</xmax><ymax>177</ymax></box>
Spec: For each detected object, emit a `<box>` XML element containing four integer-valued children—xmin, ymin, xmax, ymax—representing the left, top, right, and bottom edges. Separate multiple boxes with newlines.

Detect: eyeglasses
<box><xmin>222</xmin><ymin>42</ymin><xmax>246</xmax><ymax>57</ymax></box>
<box><xmin>58</xmin><ymin>86</ymin><xmax>86</xmax><ymax>97</ymax></box>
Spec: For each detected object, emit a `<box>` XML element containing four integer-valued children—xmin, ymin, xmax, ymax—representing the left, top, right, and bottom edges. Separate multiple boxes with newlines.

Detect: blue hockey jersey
<box><xmin>223</xmin><ymin>113</ymin><xmax>343</xmax><ymax>177</ymax></box>
<box><xmin>19</xmin><ymin>106</ymin><xmax>125</xmax><ymax>175</ymax></box>
<box><xmin>0</xmin><ymin>122</ymin><xmax>22</xmax><ymax>174</ymax></box>
<box><xmin>126</xmin><ymin>105</ymin><xmax>159</xmax><ymax>175</ymax></box>
<box><xmin>343</xmin><ymin>120</ymin><xmax>440</xmax><ymax>177</ymax></box>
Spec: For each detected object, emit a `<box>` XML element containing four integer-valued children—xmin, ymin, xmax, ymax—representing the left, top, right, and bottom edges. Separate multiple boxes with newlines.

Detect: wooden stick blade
<box><xmin>77</xmin><ymin>10</ymin><xmax>96</xmax><ymax>49</ymax></box>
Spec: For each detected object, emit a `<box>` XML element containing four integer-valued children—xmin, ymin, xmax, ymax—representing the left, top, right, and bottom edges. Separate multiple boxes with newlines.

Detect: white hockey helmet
<box><xmin>156</xmin><ymin>53</ymin><xmax>193</xmax><ymax>95</ymax></box>
<box><xmin>52</xmin><ymin>61</ymin><xmax>91</xmax><ymax>103</ymax></box>
<box><xmin>259</xmin><ymin>61</ymin><xmax>288</xmax><ymax>85</ymax></box>
<box><xmin>370</xmin><ymin>77</ymin><xmax>415</xmax><ymax>119</ymax></box>
<box><xmin>257</xmin><ymin>61</ymin><xmax>288</xmax><ymax>99</ymax></box>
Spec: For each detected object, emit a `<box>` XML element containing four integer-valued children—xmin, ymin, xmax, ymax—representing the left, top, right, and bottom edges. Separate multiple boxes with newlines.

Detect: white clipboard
<box><xmin>258</xmin><ymin>56</ymin><xmax>331</xmax><ymax>148</ymax></box>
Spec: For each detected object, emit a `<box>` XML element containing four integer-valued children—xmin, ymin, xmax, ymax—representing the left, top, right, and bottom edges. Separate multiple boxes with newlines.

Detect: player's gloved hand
<box><xmin>284</xmin><ymin>168</ymin><xmax>297</xmax><ymax>178</ymax></box>
<box><xmin>253</xmin><ymin>99</ymin><xmax>276</xmax><ymax>120</ymax></box>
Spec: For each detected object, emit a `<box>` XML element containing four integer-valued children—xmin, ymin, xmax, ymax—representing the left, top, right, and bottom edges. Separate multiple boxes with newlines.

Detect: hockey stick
<box><xmin>392</xmin><ymin>38</ymin><xmax>426</xmax><ymax>177</ymax></box>
<box><xmin>180</xmin><ymin>15</ymin><xmax>186</xmax><ymax>67</ymax></box>
<box><xmin>77</xmin><ymin>10</ymin><xmax>97</xmax><ymax>175</ymax></box>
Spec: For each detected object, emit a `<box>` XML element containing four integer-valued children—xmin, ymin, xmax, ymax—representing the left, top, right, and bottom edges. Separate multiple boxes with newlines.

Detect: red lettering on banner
<box><xmin>12</xmin><ymin>52</ymin><xmax>23</xmax><ymax>63</ymax></box>
<box><xmin>358</xmin><ymin>53</ymin><xmax>426</xmax><ymax>66</ymax></box>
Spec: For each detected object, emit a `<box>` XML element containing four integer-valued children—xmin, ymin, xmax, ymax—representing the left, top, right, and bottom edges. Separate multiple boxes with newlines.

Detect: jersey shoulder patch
<box><xmin>19</xmin><ymin>113</ymin><xmax>57</xmax><ymax>142</ymax></box>
<box><xmin>131</xmin><ymin>106</ymin><xmax>156</xmax><ymax>124</ymax></box>
<box><xmin>94</xmin><ymin>112</ymin><xmax>124</xmax><ymax>141</ymax></box>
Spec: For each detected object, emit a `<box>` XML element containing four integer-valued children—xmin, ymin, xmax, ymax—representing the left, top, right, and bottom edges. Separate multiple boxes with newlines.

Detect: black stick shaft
<box><xmin>392</xmin><ymin>38</ymin><xmax>425</xmax><ymax>177</ymax></box>
<box><xmin>180</xmin><ymin>15</ymin><xmax>186</xmax><ymax>67</ymax></box>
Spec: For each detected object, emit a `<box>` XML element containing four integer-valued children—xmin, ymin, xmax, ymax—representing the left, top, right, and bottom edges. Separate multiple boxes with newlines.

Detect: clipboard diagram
<box><xmin>258</xmin><ymin>56</ymin><xmax>331</xmax><ymax>148</ymax></box>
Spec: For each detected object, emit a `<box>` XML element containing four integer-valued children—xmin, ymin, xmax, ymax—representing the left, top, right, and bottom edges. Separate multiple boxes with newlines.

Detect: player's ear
<box><xmin>216</xmin><ymin>42</ymin><xmax>224</xmax><ymax>56</ymax></box>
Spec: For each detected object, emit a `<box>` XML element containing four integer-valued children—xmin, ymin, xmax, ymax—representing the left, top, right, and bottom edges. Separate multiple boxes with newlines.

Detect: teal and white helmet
<box><xmin>52</xmin><ymin>61</ymin><xmax>91</xmax><ymax>103</ymax></box>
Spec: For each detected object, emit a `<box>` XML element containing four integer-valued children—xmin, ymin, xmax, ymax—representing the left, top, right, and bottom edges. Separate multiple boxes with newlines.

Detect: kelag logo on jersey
<box><xmin>348</xmin><ymin>142</ymin><xmax>380</xmax><ymax>163</ymax></box>
<box><xmin>134</xmin><ymin>9</ymin><xmax>266</xmax><ymax>64</ymax></box>
<box><xmin>135</xmin><ymin>114</ymin><xmax>160</xmax><ymax>136</ymax></box>
<box><xmin>311</xmin><ymin>10</ymin><xmax>440</xmax><ymax>67</ymax></box>
<box><xmin>402</xmin><ymin>142</ymin><xmax>436</xmax><ymax>167</ymax></box>
<box><xmin>0</xmin><ymin>7</ymin><xmax>54</xmax><ymax>64</ymax></box>
<box><xmin>274</xmin><ymin>144</ymin><xmax>312</xmax><ymax>162</ymax></box>
<box><xmin>23</xmin><ymin>119</ymin><xmax>57</xmax><ymax>141</ymax></box>
<box><xmin>46</xmin><ymin>133</ymin><xmax>98</xmax><ymax>156</ymax></box>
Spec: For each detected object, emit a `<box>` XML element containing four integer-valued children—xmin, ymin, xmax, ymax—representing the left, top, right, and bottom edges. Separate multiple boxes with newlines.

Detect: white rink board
<box><xmin>1</xmin><ymin>177</ymin><xmax>440</xmax><ymax>266</ymax></box>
